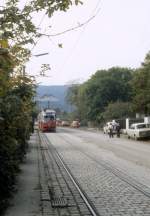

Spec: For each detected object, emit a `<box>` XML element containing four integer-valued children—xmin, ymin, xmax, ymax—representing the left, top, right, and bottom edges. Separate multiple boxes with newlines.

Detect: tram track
<box><xmin>38</xmin><ymin>131</ymin><xmax>100</xmax><ymax>216</ymax></box>
<box><xmin>50</xmin><ymin>133</ymin><xmax>150</xmax><ymax>199</ymax></box>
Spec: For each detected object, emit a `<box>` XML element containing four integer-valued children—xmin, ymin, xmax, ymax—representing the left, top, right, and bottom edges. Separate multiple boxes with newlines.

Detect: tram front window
<box><xmin>44</xmin><ymin>115</ymin><xmax>55</xmax><ymax>121</ymax></box>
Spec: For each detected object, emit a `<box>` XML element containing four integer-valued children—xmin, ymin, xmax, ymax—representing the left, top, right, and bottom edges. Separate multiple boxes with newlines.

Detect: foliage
<box><xmin>131</xmin><ymin>52</ymin><xmax>150</xmax><ymax>115</ymax></box>
<box><xmin>0</xmin><ymin>1</ymin><xmax>83</xmax><ymax>213</ymax></box>
<box><xmin>101</xmin><ymin>101</ymin><xmax>134</xmax><ymax>121</ymax></box>
<box><xmin>30</xmin><ymin>0</ymin><xmax>83</xmax><ymax>17</ymax></box>
<box><xmin>66</xmin><ymin>85</ymin><xmax>78</xmax><ymax>105</ymax></box>
<box><xmin>0</xmin><ymin>135</ymin><xmax>19</xmax><ymax>211</ymax></box>
<box><xmin>66</xmin><ymin>84</ymin><xmax>87</xmax><ymax>120</ymax></box>
<box><xmin>67</xmin><ymin>58</ymin><xmax>150</xmax><ymax>124</ymax></box>
<box><xmin>0</xmin><ymin>0</ymin><xmax>83</xmax><ymax>68</ymax></box>
<box><xmin>67</xmin><ymin>67</ymin><xmax>133</xmax><ymax>123</ymax></box>
<box><xmin>0</xmin><ymin>48</ymin><xmax>36</xmax><ymax>213</ymax></box>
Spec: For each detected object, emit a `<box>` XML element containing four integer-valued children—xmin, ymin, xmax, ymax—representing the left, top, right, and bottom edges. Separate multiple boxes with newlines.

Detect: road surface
<box><xmin>45</xmin><ymin>127</ymin><xmax>150</xmax><ymax>215</ymax></box>
<box><xmin>4</xmin><ymin>128</ymin><xmax>150</xmax><ymax>216</ymax></box>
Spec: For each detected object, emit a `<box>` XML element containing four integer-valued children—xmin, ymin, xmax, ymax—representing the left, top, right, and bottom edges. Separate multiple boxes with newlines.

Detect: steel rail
<box><xmin>56</xmin><ymin>132</ymin><xmax>150</xmax><ymax>199</ymax></box>
<box><xmin>42</xmin><ymin>133</ymin><xmax>100</xmax><ymax>216</ymax></box>
<box><xmin>54</xmin><ymin>147</ymin><xmax>98</xmax><ymax>216</ymax></box>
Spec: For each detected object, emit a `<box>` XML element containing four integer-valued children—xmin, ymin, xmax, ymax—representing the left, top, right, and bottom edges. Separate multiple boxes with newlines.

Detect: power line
<box><xmin>55</xmin><ymin>0</ymin><xmax>102</xmax><ymax>78</ymax></box>
<box><xmin>39</xmin><ymin>1</ymin><xmax>101</xmax><ymax>38</ymax></box>
<box><xmin>36</xmin><ymin>0</ymin><xmax>102</xmax><ymax>76</ymax></box>
<box><xmin>19</xmin><ymin>1</ymin><xmax>101</xmax><ymax>53</ymax></box>
<box><xmin>27</xmin><ymin>0</ymin><xmax>102</xmax><ymax>79</ymax></box>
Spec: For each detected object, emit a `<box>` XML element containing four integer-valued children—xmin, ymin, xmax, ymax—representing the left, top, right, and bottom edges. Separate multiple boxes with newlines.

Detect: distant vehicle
<box><xmin>70</xmin><ymin>120</ymin><xmax>80</xmax><ymax>128</ymax></box>
<box><xmin>38</xmin><ymin>109</ymin><xmax>56</xmax><ymax>132</ymax></box>
<box><xmin>127</xmin><ymin>123</ymin><xmax>150</xmax><ymax>140</ymax></box>
<box><xmin>56</xmin><ymin>118</ymin><xmax>62</xmax><ymax>126</ymax></box>
<box><xmin>61</xmin><ymin>121</ymin><xmax>70</xmax><ymax>127</ymax></box>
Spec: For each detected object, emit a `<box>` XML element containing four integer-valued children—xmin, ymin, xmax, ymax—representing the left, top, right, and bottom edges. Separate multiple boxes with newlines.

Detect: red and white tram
<box><xmin>38</xmin><ymin>109</ymin><xmax>56</xmax><ymax>132</ymax></box>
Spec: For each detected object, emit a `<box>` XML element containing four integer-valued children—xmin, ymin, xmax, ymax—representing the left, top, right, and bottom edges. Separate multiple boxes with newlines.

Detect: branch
<box><xmin>38</xmin><ymin>8</ymin><xmax>101</xmax><ymax>37</ymax></box>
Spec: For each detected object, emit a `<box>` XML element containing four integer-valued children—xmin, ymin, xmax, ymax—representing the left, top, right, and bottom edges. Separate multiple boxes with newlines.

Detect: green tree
<box><xmin>66</xmin><ymin>84</ymin><xmax>87</xmax><ymax>122</ymax></box>
<box><xmin>101</xmin><ymin>101</ymin><xmax>134</xmax><ymax>121</ymax></box>
<box><xmin>0</xmin><ymin>1</ymin><xmax>83</xmax><ymax>212</ymax></box>
<box><xmin>131</xmin><ymin>52</ymin><xmax>150</xmax><ymax>115</ymax></box>
<box><xmin>0</xmin><ymin>49</ymin><xmax>36</xmax><ymax>212</ymax></box>
<box><xmin>66</xmin><ymin>67</ymin><xmax>133</xmax><ymax>124</ymax></box>
<box><xmin>66</xmin><ymin>84</ymin><xmax>80</xmax><ymax>107</ymax></box>
<box><xmin>82</xmin><ymin>67</ymin><xmax>133</xmax><ymax>122</ymax></box>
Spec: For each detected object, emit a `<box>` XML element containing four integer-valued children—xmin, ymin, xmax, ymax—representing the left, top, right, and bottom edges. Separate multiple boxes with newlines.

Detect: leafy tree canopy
<box><xmin>131</xmin><ymin>52</ymin><xmax>150</xmax><ymax>115</ymax></box>
<box><xmin>101</xmin><ymin>101</ymin><xmax>134</xmax><ymax>121</ymax></box>
<box><xmin>82</xmin><ymin>67</ymin><xmax>133</xmax><ymax>121</ymax></box>
<box><xmin>66</xmin><ymin>67</ymin><xmax>134</xmax><ymax>123</ymax></box>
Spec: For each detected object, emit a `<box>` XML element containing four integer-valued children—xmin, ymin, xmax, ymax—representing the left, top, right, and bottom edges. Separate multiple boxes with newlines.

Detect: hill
<box><xmin>36</xmin><ymin>85</ymin><xmax>71</xmax><ymax>111</ymax></box>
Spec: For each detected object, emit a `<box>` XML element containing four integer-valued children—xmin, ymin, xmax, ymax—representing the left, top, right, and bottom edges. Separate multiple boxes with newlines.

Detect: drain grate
<box><xmin>51</xmin><ymin>197</ymin><xmax>68</xmax><ymax>208</ymax></box>
<box><xmin>41</xmin><ymin>190</ymin><xmax>51</xmax><ymax>201</ymax></box>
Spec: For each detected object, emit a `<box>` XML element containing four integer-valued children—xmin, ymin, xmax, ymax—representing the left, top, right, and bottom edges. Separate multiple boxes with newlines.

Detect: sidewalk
<box><xmin>4</xmin><ymin>133</ymin><xmax>41</xmax><ymax>216</ymax></box>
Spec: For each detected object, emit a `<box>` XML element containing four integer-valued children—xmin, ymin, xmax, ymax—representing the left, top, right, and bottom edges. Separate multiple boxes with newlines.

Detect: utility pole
<box><xmin>48</xmin><ymin>101</ymin><xmax>50</xmax><ymax>109</ymax></box>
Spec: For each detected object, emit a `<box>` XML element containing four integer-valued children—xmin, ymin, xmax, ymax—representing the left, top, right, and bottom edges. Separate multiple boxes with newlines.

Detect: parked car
<box><xmin>56</xmin><ymin>119</ymin><xmax>62</xmax><ymax>126</ymax></box>
<box><xmin>126</xmin><ymin>123</ymin><xmax>150</xmax><ymax>140</ymax></box>
<box><xmin>70</xmin><ymin>120</ymin><xmax>80</xmax><ymax>128</ymax></box>
<box><xmin>61</xmin><ymin>120</ymin><xmax>70</xmax><ymax>127</ymax></box>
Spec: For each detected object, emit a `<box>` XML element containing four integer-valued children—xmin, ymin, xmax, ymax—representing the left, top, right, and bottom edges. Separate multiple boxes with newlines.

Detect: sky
<box><xmin>25</xmin><ymin>0</ymin><xmax>150</xmax><ymax>86</ymax></box>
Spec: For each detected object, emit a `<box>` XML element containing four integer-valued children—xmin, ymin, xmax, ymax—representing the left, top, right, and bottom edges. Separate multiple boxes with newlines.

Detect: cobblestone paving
<box><xmin>46</xmin><ymin>131</ymin><xmax>150</xmax><ymax>216</ymax></box>
<box><xmin>38</xmin><ymin>133</ymin><xmax>95</xmax><ymax>216</ymax></box>
<box><xmin>76</xmin><ymin>129</ymin><xmax>150</xmax><ymax>187</ymax></box>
